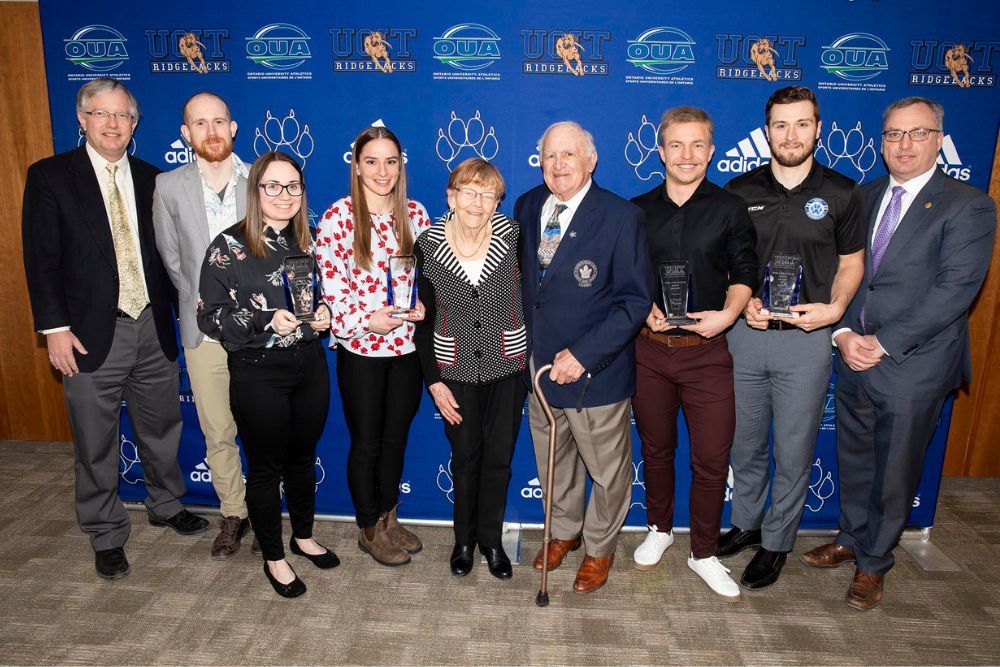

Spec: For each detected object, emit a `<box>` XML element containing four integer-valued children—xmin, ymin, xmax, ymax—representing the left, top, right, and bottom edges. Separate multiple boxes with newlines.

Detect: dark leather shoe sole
<box><xmin>716</xmin><ymin>528</ymin><xmax>762</xmax><ymax>558</ymax></box>
<box><xmin>450</xmin><ymin>545</ymin><xmax>475</xmax><ymax>577</ymax></box>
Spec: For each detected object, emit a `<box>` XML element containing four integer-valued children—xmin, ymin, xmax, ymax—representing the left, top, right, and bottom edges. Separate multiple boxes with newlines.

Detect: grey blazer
<box><xmin>152</xmin><ymin>159</ymin><xmax>248</xmax><ymax>349</ymax></box>
<box><xmin>835</xmin><ymin>169</ymin><xmax>996</xmax><ymax>399</ymax></box>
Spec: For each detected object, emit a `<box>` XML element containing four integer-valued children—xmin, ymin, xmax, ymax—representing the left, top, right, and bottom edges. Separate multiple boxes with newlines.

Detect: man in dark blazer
<box><xmin>22</xmin><ymin>78</ymin><xmax>208</xmax><ymax>581</ymax></box>
<box><xmin>803</xmin><ymin>97</ymin><xmax>996</xmax><ymax>610</ymax></box>
<box><xmin>517</xmin><ymin>121</ymin><xmax>652</xmax><ymax>594</ymax></box>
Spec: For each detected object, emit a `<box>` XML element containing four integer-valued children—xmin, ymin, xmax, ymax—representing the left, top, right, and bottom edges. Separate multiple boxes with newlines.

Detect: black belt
<box><xmin>116</xmin><ymin>304</ymin><xmax>150</xmax><ymax>319</ymax></box>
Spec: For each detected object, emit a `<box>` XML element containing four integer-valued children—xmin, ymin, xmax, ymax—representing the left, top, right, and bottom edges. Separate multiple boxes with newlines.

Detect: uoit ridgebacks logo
<box><xmin>715</xmin><ymin>33</ymin><xmax>805</xmax><ymax>81</ymax></box>
<box><xmin>64</xmin><ymin>24</ymin><xmax>130</xmax><ymax>80</ymax></box>
<box><xmin>520</xmin><ymin>29</ymin><xmax>611</xmax><ymax>75</ymax></box>
<box><xmin>909</xmin><ymin>40</ymin><xmax>998</xmax><ymax>88</ymax></box>
<box><xmin>818</xmin><ymin>33</ymin><xmax>889</xmax><ymax>92</ymax></box>
<box><xmin>146</xmin><ymin>29</ymin><xmax>230</xmax><ymax>74</ymax></box>
<box><xmin>435</xmin><ymin>110</ymin><xmax>499</xmax><ymax>171</ymax></box>
<box><xmin>245</xmin><ymin>23</ymin><xmax>312</xmax><ymax>79</ymax></box>
<box><xmin>433</xmin><ymin>23</ymin><xmax>501</xmax><ymax>80</ymax></box>
<box><xmin>329</xmin><ymin>28</ymin><xmax>417</xmax><ymax>73</ymax></box>
<box><xmin>253</xmin><ymin>109</ymin><xmax>314</xmax><ymax>167</ymax></box>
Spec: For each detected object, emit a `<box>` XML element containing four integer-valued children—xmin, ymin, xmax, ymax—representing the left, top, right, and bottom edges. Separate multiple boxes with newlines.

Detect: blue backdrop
<box><xmin>37</xmin><ymin>0</ymin><xmax>999</xmax><ymax>529</ymax></box>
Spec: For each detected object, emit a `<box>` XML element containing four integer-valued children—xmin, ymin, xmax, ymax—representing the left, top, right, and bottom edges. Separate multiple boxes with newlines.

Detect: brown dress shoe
<box><xmin>358</xmin><ymin>515</ymin><xmax>411</xmax><ymax>567</ymax></box>
<box><xmin>573</xmin><ymin>554</ymin><xmax>614</xmax><ymax>593</ymax></box>
<box><xmin>800</xmin><ymin>542</ymin><xmax>856</xmax><ymax>568</ymax></box>
<box><xmin>211</xmin><ymin>516</ymin><xmax>250</xmax><ymax>560</ymax></box>
<box><xmin>846</xmin><ymin>569</ymin><xmax>885</xmax><ymax>610</ymax></box>
<box><xmin>533</xmin><ymin>537</ymin><xmax>582</xmax><ymax>572</ymax></box>
<box><xmin>384</xmin><ymin>505</ymin><xmax>422</xmax><ymax>554</ymax></box>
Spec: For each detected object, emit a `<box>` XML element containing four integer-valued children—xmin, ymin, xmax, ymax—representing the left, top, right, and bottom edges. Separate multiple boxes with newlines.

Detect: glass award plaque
<box><xmin>762</xmin><ymin>252</ymin><xmax>803</xmax><ymax>318</ymax></box>
<box><xmin>659</xmin><ymin>260</ymin><xmax>698</xmax><ymax>325</ymax></box>
<box><xmin>281</xmin><ymin>254</ymin><xmax>319</xmax><ymax>322</ymax></box>
<box><xmin>387</xmin><ymin>254</ymin><xmax>418</xmax><ymax>318</ymax></box>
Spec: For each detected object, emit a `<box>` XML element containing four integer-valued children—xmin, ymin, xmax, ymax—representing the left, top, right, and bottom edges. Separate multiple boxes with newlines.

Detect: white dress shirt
<box><xmin>539</xmin><ymin>179</ymin><xmax>593</xmax><ymax>236</ymax></box>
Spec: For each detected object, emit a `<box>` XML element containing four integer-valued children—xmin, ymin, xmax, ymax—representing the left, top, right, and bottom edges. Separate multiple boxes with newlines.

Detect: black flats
<box><xmin>263</xmin><ymin>561</ymin><xmax>306</xmax><ymax>598</ymax></box>
<box><xmin>289</xmin><ymin>536</ymin><xmax>341</xmax><ymax>569</ymax></box>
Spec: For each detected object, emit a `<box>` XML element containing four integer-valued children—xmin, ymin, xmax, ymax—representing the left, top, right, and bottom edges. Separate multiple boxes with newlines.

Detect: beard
<box><xmin>770</xmin><ymin>136</ymin><xmax>816</xmax><ymax>168</ymax></box>
<box><xmin>192</xmin><ymin>136</ymin><xmax>233</xmax><ymax>163</ymax></box>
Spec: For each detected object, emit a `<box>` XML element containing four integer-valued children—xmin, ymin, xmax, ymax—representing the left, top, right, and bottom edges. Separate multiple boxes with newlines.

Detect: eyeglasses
<box><xmin>82</xmin><ymin>109</ymin><xmax>134</xmax><ymax>122</ymax></box>
<box><xmin>259</xmin><ymin>182</ymin><xmax>304</xmax><ymax>197</ymax></box>
<box><xmin>882</xmin><ymin>128</ymin><xmax>941</xmax><ymax>142</ymax></box>
<box><xmin>456</xmin><ymin>187</ymin><xmax>499</xmax><ymax>205</ymax></box>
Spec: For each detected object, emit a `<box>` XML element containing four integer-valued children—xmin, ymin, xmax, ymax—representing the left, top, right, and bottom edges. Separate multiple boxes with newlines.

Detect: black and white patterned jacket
<box><xmin>414</xmin><ymin>211</ymin><xmax>527</xmax><ymax>386</ymax></box>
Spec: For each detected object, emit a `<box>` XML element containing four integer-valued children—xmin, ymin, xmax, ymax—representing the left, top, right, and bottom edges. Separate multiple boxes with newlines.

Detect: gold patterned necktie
<box><xmin>106</xmin><ymin>163</ymin><xmax>147</xmax><ymax>318</ymax></box>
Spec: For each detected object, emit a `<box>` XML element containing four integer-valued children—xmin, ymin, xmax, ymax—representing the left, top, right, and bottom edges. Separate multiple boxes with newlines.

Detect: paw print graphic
<box><xmin>628</xmin><ymin>459</ymin><xmax>647</xmax><ymax>511</ymax></box>
<box><xmin>435</xmin><ymin>110</ymin><xmax>499</xmax><ymax>171</ymax></box>
<box><xmin>814</xmin><ymin>121</ymin><xmax>878</xmax><ymax>184</ymax></box>
<box><xmin>436</xmin><ymin>457</ymin><xmax>455</xmax><ymax>504</ymax></box>
<box><xmin>624</xmin><ymin>114</ymin><xmax>664</xmax><ymax>182</ymax></box>
<box><xmin>253</xmin><ymin>108</ymin><xmax>315</xmax><ymax>168</ymax></box>
<box><xmin>119</xmin><ymin>434</ymin><xmax>144</xmax><ymax>485</ymax></box>
<box><xmin>805</xmin><ymin>457</ymin><xmax>836</xmax><ymax>513</ymax></box>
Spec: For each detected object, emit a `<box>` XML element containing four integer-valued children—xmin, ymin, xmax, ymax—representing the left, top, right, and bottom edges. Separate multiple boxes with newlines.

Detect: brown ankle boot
<box><xmin>384</xmin><ymin>504</ymin><xmax>423</xmax><ymax>554</ymax></box>
<box><xmin>358</xmin><ymin>515</ymin><xmax>411</xmax><ymax>567</ymax></box>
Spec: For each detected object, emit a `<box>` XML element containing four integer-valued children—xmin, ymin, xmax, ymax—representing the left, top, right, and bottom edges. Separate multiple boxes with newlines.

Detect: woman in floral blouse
<box><xmin>315</xmin><ymin>127</ymin><xmax>431</xmax><ymax>567</ymax></box>
<box><xmin>198</xmin><ymin>151</ymin><xmax>338</xmax><ymax>598</ymax></box>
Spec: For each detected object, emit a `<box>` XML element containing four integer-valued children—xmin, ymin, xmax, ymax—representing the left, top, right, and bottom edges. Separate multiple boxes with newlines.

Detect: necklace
<box><xmin>448</xmin><ymin>219</ymin><xmax>491</xmax><ymax>259</ymax></box>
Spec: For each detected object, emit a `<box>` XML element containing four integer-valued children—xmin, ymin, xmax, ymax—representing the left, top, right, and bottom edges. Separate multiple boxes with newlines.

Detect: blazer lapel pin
<box><xmin>924</xmin><ymin>202</ymin><xmax>933</xmax><ymax>209</ymax></box>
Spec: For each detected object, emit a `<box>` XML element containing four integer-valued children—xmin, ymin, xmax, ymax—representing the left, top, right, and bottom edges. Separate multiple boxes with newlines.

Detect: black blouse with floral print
<box><xmin>197</xmin><ymin>222</ymin><xmax>323</xmax><ymax>351</ymax></box>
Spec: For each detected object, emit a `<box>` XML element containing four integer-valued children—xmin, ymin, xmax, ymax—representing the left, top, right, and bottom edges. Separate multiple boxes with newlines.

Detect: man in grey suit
<box><xmin>802</xmin><ymin>97</ymin><xmax>996</xmax><ymax>610</ymax></box>
<box><xmin>153</xmin><ymin>92</ymin><xmax>250</xmax><ymax>559</ymax></box>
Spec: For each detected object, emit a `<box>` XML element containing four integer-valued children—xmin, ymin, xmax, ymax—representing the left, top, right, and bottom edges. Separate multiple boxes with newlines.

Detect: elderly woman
<box><xmin>414</xmin><ymin>158</ymin><xmax>527</xmax><ymax>579</ymax></box>
<box><xmin>198</xmin><ymin>151</ymin><xmax>337</xmax><ymax>598</ymax></box>
<box><xmin>315</xmin><ymin>126</ymin><xmax>431</xmax><ymax>567</ymax></box>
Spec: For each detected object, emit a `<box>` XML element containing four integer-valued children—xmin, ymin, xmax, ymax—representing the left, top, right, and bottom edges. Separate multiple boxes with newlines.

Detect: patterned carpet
<box><xmin>0</xmin><ymin>440</ymin><xmax>998</xmax><ymax>665</ymax></box>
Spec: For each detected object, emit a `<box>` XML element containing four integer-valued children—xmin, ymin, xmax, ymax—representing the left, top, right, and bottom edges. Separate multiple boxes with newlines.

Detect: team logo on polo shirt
<box><xmin>804</xmin><ymin>198</ymin><xmax>829</xmax><ymax>220</ymax></box>
<box><xmin>574</xmin><ymin>260</ymin><xmax>597</xmax><ymax>287</ymax></box>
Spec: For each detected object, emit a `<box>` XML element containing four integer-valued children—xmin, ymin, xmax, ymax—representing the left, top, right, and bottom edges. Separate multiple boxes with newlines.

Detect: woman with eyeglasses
<box><xmin>315</xmin><ymin>127</ymin><xmax>431</xmax><ymax>567</ymax></box>
<box><xmin>198</xmin><ymin>151</ymin><xmax>337</xmax><ymax>598</ymax></box>
<box><xmin>413</xmin><ymin>158</ymin><xmax>527</xmax><ymax>579</ymax></box>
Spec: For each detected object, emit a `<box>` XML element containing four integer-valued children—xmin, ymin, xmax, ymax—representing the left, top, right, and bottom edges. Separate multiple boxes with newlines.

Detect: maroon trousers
<box><xmin>632</xmin><ymin>332</ymin><xmax>735</xmax><ymax>558</ymax></box>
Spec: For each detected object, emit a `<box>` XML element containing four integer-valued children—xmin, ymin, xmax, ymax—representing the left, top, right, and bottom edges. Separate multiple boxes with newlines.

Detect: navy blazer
<box><xmin>835</xmin><ymin>169</ymin><xmax>995</xmax><ymax>399</ymax></box>
<box><xmin>516</xmin><ymin>181</ymin><xmax>652</xmax><ymax>409</ymax></box>
<box><xmin>22</xmin><ymin>146</ymin><xmax>178</xmax><ymax>372</ymax></box>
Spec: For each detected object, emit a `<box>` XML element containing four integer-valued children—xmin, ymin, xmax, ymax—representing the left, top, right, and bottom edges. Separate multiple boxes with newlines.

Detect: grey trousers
<box><xmin>726</xmin><ymin>321</ymin><xmax>831</xmax><ymax>552</ymax></box>
<box><xmin>63</xmin><ymin>310</ymin><xmax>186</xmax><ymax>551</ymax></box>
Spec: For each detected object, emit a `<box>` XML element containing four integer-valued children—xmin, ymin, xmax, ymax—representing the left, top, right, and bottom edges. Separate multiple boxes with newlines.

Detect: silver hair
<box><xmin>882</xmin><ymin>96</ymin><xmax>944</xmax><ymax>130</ymax></box>
<box><xmin>76</xmin><ymin>77</ymin><xmax>139</xmax><ymax>120</ymax></box>
<box><xmin>536</xmin><ymin>121</ymin><xmax>597</xmax><ymax>157</ymax></box>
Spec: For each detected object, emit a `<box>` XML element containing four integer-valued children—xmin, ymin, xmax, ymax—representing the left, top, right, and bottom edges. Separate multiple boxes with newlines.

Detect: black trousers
<box><xmin>228</xmin><ymin>340</ymin><xmax>330</xmax><ymax>561</ymax></box>
<box><xmin>337</xmin><ymin>348</ymin><xmax>422</xmax><ymax>528</ymax></box>
<box><xmin>443</xmin><ymin>375</ymin><xmax>527</xmax><ymax>548</ymax></box>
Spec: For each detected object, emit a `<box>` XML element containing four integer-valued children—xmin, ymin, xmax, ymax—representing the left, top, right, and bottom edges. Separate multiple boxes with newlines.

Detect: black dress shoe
<box><xmin>148</xmin><ymin>509</ymin><xmax>211</xmax><ymax>536</ymax></box>
<box><xmin>95</xmin><ymin>547</ymin><xmax>130</xmax><ymax>580</ymax></box>
<box><xmin>450</xmin><ymin>545</ymin><xmax>475</xmax><ymax>577</ymax></box>
<box><xmin>481</xmin><ymin>546</ymin><xmax>513</xmax><ymax>580</ymax></box>
<box><xmin>716</xmin><ymin>526</ymin><xmax>762</xmax><ymax>558</ymax></box>
<box><xmin>740</xmin><ymin>548</ymin><xmax>787</xmax><ymax>590</ymax></box>
<box><xmin>289</xmin><ymin>536</ymin><xmax>340</xmax><ymax>569</ymax></box>
<box><xmin>263</xmin><ymin>562</ymin><xmax>306</xmax><ymax>598</ymax></box>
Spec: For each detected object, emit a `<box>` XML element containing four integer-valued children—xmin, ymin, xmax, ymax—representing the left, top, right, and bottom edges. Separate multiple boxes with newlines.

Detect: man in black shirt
<box><xmin>720</xmin><ymin>86</ymin><xmax>865</xmax><ymax>591</ymax></box>
<box><xmin>631</xmin><ymin>106</ymin><xmax>757</xmax><ymax>602</ymax></box>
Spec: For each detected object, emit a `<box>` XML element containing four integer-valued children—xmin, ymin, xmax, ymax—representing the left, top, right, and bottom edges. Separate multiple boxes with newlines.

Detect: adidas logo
<box><xmin>937</xmin><ymin>134</ymin><xmax>970</xmax><ymax>181</ymax></box>
<box><xmin>164</xmin><ymin>138</ymin><xmax>194</xmax><ymax>165</ymax></box>
<box><xmin>189</xmin><ymin>458</ymin><xmax>212</xmax><ymax>483</ymax></box>
<box><xmin>520</xmin><ymin>477</ymin><xmax>543</xmax><ymax>499</ymax></box>
<box><xmin>716</xmin><ymin>127</ymin><xmax>771</xmax><ymax>173</ymax></box>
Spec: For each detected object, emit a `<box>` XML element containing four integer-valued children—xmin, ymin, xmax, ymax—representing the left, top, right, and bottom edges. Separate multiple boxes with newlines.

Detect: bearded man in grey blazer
<box><xmin>152</xmin><ymin>92</ymin><xmax>251</xmax><ymax>559</ymax></box>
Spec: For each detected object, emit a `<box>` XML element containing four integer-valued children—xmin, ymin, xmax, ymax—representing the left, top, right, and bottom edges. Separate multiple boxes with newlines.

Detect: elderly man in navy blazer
<box><xmin>802</xmin><ymin>97</ymin><xmax>995</xmax><ymax>610</ymax></box>
<box><xmin>516</xmin><ymin>121</ymin><xmax>652</xmax><ymax>594</ymax></box>
<box><xmin>22</xmin><ymin>78</ymin><xmax>208</xmax><ymax>581</ymax></box>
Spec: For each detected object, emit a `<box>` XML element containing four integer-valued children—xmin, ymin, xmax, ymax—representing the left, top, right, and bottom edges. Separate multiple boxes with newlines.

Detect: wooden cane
<box><xmin>533</xmin><ymin>363</ymin><xmax>556</xmax><ymax>607</ymax></box>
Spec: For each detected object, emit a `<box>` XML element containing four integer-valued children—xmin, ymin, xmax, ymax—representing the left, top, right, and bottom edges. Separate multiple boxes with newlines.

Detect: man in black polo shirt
<box><xmin>719</xmin><ymin>86</ymin><xmax>865</xmax><ymax>590</ymax></box>
<box><xmin>631</xmin><ymin>106</ymin><xmax>758</xmax><ymax>601</ymax></box>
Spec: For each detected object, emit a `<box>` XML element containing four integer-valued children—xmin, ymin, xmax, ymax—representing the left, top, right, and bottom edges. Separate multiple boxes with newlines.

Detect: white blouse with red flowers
<box><xmin>315</xmin><ymin>196</ymin><xmax>431</xmax><ymax>357</ymax></box>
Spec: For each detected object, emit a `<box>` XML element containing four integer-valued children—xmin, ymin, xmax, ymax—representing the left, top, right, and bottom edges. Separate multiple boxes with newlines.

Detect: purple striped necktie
<box><xmin>861</xmin><ymin>185</ymin><xmax>906</xmax><ymax>330</ymax></box>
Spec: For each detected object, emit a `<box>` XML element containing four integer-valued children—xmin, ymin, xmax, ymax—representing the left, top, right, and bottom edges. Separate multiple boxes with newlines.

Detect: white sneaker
<box><xmin>687</xmin><ymin>553</ymin><xmax>741</xmax><ymax>602</ymax></box>
<box><xmin>633</xmin><ymin>525</ymin><xmax>674</xmax><ymax>570</ymax></box>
